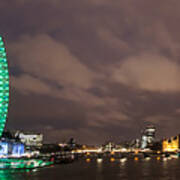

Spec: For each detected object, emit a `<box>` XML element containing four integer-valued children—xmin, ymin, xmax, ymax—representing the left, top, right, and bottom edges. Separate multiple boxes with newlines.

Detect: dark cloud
<box><xmin>0</xmin><ymin>0</ymin><xmax>180</xmax><ymax>144</ymax></box>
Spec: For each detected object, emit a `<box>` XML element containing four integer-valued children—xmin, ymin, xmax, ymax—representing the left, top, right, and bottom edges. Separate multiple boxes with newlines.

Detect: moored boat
<box><xmin>0</xmin><ymin>158</ymin><xmax>53</xmax><ymax>169</ymax></box>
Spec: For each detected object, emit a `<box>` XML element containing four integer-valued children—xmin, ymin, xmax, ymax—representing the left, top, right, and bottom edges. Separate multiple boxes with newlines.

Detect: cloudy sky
<box><xmin>1</xmin><ymin>0</ymin><xmax>180</xmax><ymax>144</ymax></box>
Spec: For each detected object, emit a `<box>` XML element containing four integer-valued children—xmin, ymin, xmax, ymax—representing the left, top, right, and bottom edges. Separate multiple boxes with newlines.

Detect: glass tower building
<box><xmin>141</xmin><ymin>125</ymin><xmax>156</xmax><ymax>149</ymax></box>
<box><xmin>0</xmin><ymin>36</ymin><xmax>9</xmax><ymax>137</ymax></box>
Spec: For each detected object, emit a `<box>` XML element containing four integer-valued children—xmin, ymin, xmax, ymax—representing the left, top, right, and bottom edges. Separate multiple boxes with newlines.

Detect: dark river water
<box><xmin>1</xmin><ymin>158</ymin><xmax>180</xmax><ymax>180</ymax></box>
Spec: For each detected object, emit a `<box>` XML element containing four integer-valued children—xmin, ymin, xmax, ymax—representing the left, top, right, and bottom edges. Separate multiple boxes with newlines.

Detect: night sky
<box><xmin>1</xmin><ymin>0</ymin><xmax>180</xmax><ymax>144</ymax></box>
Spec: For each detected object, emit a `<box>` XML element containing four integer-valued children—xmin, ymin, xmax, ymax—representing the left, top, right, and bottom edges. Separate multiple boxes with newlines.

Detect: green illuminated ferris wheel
<box><xmin>0</xmin><ymin>36</ymin><xmax>9</xmax><ymax>137</ymax></box>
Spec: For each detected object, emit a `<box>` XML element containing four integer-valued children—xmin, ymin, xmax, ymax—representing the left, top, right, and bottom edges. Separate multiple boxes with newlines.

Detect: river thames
<box><xmin>1</xmin><ymin>157</ymin><xmax>180</xmax><ymax>180</ymax></box>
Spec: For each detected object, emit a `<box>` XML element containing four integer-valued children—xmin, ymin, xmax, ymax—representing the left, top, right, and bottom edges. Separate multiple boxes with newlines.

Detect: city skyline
<box><xmin>1</xmin><ymin>0</ymin><xmax>180</xmax><ymax>144</ymax></box>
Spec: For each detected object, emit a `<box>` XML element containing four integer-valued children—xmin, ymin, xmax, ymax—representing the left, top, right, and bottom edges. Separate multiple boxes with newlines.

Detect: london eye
<box><xmin>0</xmin><ymin>36</ymin><xmax>9</xmax><ymax>137</ymax></box>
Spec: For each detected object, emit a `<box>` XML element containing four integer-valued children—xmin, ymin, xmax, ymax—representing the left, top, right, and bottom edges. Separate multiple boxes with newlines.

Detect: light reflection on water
<box><xmin>0</xmin><ymin>159</ymin><xmax>180</xmax><ymax>180</ymax></box>
<box><xmin>96</xmin><ymin>161</ymin><xmax>103</xmax><ymax>180</ymax></box>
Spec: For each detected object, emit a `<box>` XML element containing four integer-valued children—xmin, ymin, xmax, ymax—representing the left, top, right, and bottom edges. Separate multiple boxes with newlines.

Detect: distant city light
<box><xmin>86</xmin><ymin>158</ymin><xmax>91</xmax><ymax>163</ymax></box>
<box><xmin>110</xmin><ymin>157</ymin><xmax>115</xmax><ymax>162</ymax></box>
<box><xmin>134</xmin><ymin>157</ymin><xmax>139</xmax><ymax>161</ymax></box>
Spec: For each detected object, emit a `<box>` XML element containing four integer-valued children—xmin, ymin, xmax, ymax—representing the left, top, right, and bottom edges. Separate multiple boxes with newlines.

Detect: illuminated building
<box><xmin>162</xmin><ymin>135</ymin><xmax>179</xmax><ymax>152</ymax></box>
<box><xmin>0</xmin><ymin>36</ymin><xmax>9</xmax><ymax>137</ymax></box>
<box><xmin>141</xmin><ymin>125</ymin><xmax>156</xmax><ymax>149</ymax></box>
<box><xmin>15</xmin><ymin>132</ymin><xmax>43</xmax><ymax>147</ymax></box>
<box><xmin>12</xmin><ymin>143</ymin><xmax>25</xmax><ymax>156</ymax></box>
<box><xmin>0</xmin><ymin>141</ymin><xmax>24</xmax><ymax>156</ymax></box>
<box><xmin>103</xmin><ymin>142</ymin><xmax>115</xmax><ymax>152</ymax></box>
<box><xmin>0</xmin><ymin>142</ymin><xmax>8</xmax><ymax>155</ymax></box>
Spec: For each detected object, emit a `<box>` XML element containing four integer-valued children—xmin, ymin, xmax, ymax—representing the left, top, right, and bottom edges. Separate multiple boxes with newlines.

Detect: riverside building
<box><xmin>162</xmin><ymin>135</ymin><xmax>179</xmax><ymax>152</ymax></box>
<box><xmin>141</xmin><ymin>125</ymin><xmax>156</xmax><ymax>149</ymax></box>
